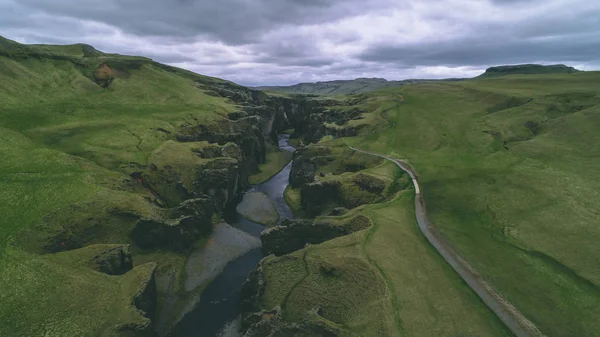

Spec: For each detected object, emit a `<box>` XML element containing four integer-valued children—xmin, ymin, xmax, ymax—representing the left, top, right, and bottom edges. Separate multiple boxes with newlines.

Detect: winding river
<box><xmin>170</xmin><ymin>134</ymin><xmax>296</xmax><ymax>337</ymax></box>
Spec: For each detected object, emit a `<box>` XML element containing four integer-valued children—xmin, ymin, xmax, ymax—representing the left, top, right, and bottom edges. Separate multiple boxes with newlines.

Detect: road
<box><xmin>349</xmin><ymin>146</ymin><xmax>543</xmax><ymax>337</ymax></box>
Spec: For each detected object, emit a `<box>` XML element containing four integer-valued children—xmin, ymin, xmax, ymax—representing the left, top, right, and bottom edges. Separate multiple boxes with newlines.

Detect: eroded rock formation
<box><xmin>261</xmin><ymin>216</ymin><xmax>372</xmax><ymax>256</ymax></box>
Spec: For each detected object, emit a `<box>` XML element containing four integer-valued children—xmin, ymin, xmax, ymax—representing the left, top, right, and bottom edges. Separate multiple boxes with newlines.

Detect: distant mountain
<box><xmin>258</xmin><ymin>64</ymin><xmax>582</xmax><ymax>96</ymax></box>
<box><xmin>478</xmin><ymin>64</ymin><xmax>580</xmax><ymax>78</ymax></box>
<box><xmin>255</xmin><ymin>77</ymin><xmax>459</xmax><ymax>95</ymax></box>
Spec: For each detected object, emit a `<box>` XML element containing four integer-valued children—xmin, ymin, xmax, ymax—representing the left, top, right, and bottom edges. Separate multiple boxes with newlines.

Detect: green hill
<box><xmin>478</xmin><ymin>64</ymin><xmax>580</xmax><ymax>77</ymax></box>
<box><xmin>258</xmin><ymin>64</ymin><xmax>580</xmax><ymax>96</ymax></box>
<box><xmin>0</xmin><ymin>36</ymin><xmax>319</xmax><ymax>336</ymax></box>
<box><xmin>256</xmin><ymin>77</ymin><xmax>461</xmax><ymax>95</ymax></box>
<box><xmin>281</xmin><ymin>71</ymin><xmax>600</xmax><ymax>337</ymax></box>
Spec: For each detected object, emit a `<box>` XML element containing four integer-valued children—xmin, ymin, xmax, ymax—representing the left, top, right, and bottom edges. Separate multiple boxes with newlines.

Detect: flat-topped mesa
<box><xmin>479</xmin><ymin>64</ymin><xmax>580</xmax><ymax>77</ymax></box>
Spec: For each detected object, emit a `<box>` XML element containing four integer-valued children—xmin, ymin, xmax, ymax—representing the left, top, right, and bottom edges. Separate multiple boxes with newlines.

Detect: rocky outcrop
<box><xmin>132</xmin><ymin>197</ymin><xmax>214</xmax><ymax>251</ymax></box>
<box><xmin>194</xmin><ymin>77</ymin><xmax>324</xmax><ymax>143</ymax></box>
<box><xmin>192</xmin><ymin>142</ymin><xmax>242</xmax><ymax>160</ymax></box>
<box><xmin>261</xmin><ymin>216</ymin><xmax>372</xmax><ymax>256</ymax></box>
<box><xmin>300</xmin><ymin>181</ymin><xmax>342</xmax><ymax>217</ymax></box>
<box><xmin>132</xmin><ymin>216</ymin><xmax>212</xmax><ymax>252</ymax></box>
<box><xmin>289</xmin><ymin>160</ymin><xmax>316</xmax><ymax>188</ymax></box>
<box><xmin>194</xmin><ymin>158</ymin><xmax>241</xmax><ymax>210</ymax></box>
<box><xmin>241</xmin><ymin>261</ymin><xmax>267</xmax><ymax>331</ymax></box>
<box><xmin>89</xmin><ymin>244</ymin><xmax>134</xmax><ymax>275</ymax></box>
<box><xmin>289</xmin><ymin>146</ymin><xmax>336</xmax><ymax>188</ymax></box>
<box><xmin>115</xmin><ymin>262</ymin><xmax>159</xmax><ymax>337</ymax></box>
<box><xmin>176</xmin><ymin>118</ymin><xmax>266</xmax><ymax>192</ymax></box>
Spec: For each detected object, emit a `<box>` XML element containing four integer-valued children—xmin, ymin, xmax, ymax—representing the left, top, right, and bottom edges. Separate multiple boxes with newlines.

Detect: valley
<box><xmin>0</xmin><ymin>36</ymin><xmax>599</xmax><ymax>337</ymax></box>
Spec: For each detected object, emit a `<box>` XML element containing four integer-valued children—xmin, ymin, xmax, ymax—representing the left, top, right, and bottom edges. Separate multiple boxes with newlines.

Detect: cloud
<box><xmin>14</xmin><ymin>0</ymin><xmax>388</xmax><ymax>44</ymax></box>
<box><xmin>0</xmin><ymin>0</ymin><xmax>598</xmax><ymax>85</ymax></box>
<box><xmin>359</xmin><ymin>2</ymin><xmax>600</xmax><ymax>68</ymax></box>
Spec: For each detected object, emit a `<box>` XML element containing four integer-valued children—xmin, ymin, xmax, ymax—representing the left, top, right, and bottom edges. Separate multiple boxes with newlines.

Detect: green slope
<box><xmin>0</xmin><ymin>37</ymin><xmax>246</xmax><ymax>335</ymax></box>
<box><xmin>342</xmin><ymin>71</ymin><xmax>600</xmax><ymax>336</ymax></box>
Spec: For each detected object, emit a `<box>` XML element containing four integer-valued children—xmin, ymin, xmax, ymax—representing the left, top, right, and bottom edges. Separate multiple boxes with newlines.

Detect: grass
<box><xmin>256</xmin><ymin>190</ymin><xmax>511</xmax><ymax>336</ymax></box>
<box><xmin>284</xmin><ymin>185</ymin><xmax>304</xmax><ymax>217</ymax></box>
<box><xmin>344</xmin><ymin>71</ymin><xmax>600</xmax><ymax>336</ymax></box>
<box><xmin>0</xmin><ymin>245</ymin><xmax>156</xmax><ymax>336</ymax></box>
<box><xmin>0</xmin><ymin>37</ymin><xmax>241</xmax><ymax>334</ymax></box>
<box><xmin>248</xmin><ymin>143</ymin><xmax>293</xmax><ymax>184</ymax></box>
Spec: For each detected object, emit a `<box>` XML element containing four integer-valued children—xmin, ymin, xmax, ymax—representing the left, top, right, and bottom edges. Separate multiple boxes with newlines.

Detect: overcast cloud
<box><xmin>1</xmin><ymin>0</ymin><xmax>598</xmax><ymax>86</ymax></box>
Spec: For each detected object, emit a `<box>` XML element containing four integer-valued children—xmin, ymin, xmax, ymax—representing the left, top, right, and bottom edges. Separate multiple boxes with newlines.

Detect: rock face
<box><xmin>289</xmin><ymin>146</ymin><xmax>335</xmax><ymax>188</ymax></box>
<box><xmin>132</xmin><ymin>216</ymin><xmax>212</xmax><ymax>252</ymax></box>
<box><xmin>195</xmin><ymin>158</ymin><xmax>242</xmax><ymax>210</ymax></box>
<box><xmin>131</xmin><ymin>197</ymin><xmax>214</xmax><ymax>251</ymax></box>
<box><xmin>289</xmin><ymin>160</ymin><xmax>316</xmax><ymax>188</ymax></box>
<box><xmin>177</xmin><ymin>117</ymin><xmax>266</xmax><ymax>186</ymax></box>
<box><xmin>241</xmin><ymin>262</ymin><xmax>267</xmax><ymax>331</ymax></box>
<box><xmin>195</xmin><ymin>77</ymin><xmax>324</xmax><ymax>143</ymax></box>
<box><xmin>115</xmin><ymin>262</ymin><xmax>159</xmax><ymax>337</ymax></box>
<box><xmin>261</xmin><ymin>216</ymin><xmax>372</xmax><ymax>256</ymax></box>
<box><xmin>300</xmin><ymin>181</ymin><xmax>342</xmax><ymax>218</ymax></box>
<box><xmin>89</xmin><ymin>244</ymin><xmax>133</xmax><ymax>275</ymax></box>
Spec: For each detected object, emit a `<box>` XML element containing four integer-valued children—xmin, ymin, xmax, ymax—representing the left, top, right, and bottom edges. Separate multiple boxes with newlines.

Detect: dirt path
<box><xmin>349</xmin><ymin>146</ymin><xmax>543</xmax><ymax>337</ymax></box>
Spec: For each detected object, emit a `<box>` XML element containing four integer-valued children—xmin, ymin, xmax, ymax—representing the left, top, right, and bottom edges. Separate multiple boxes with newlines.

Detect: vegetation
<box><xmin>0</xmin><ymin>37</ymin><xmax>252</xmax><ymax>335</ymax></box>
<box><xmin>0</xmin><ymin>244</ymin><xmax>157</xmax><ymax>336</ymax></box>
<box><xmin>2</xmin><ymin>33</ymin><xmax>597</xmax><ymax>337</ymax></box>
<box><xmin>343</xmin><ymin>71</ymin><xmax>600</xmax><ymax>336</ymax></box>
<box><xmin>284</xmin><ymin>185</ymin><xmax>304</xmax><ymax>217</ymax></box>
<box><xmin>250</xmin><ymin>192</ymin><xmax>511</xmax><ymax>336</ymax></box>
<box><xmin>249</xmin><ymin>143</ymin><xmax>293</xmax><ymax>184</ymax></box>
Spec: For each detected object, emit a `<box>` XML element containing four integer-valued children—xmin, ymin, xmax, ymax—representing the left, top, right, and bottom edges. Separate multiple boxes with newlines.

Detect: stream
<box><xmin>169</xmin><ymin>134</ymin><xmax>296</xmax><ymax>337</ymax></box>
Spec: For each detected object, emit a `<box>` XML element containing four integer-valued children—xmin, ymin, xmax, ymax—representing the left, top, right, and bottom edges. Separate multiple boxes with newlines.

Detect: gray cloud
<box><xmin>360</xmin><ymin>4</ymin><xmax>600</xmax><ymax>68</ymax></box>
<box><xmin>15</xmin><ymin>0</ymin><xmax>385</xmax><ymax>44</ymax></box>
<box><xmin>0</xmin><ymin>0</ymin><xmax>598</xmax><ymax>86</ymax></box>
<box><xmin>360</xmin><ymin>33</ymin><xmax>600</xmax><ymax>67</ymax></box>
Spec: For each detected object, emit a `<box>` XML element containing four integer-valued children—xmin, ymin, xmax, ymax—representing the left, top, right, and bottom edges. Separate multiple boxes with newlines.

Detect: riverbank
<box><xmin>169</xmin><ymin>134</ymin><xmax>296</xmax><ymax>336</ymax></box>
<box><xmin>240</xmin><ymin>140</ymin><xmax>513</xmax><ymax>337</ymax></box>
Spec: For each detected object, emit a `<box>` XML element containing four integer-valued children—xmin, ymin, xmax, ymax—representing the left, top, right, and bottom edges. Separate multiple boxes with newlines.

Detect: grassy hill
<box><xmin>258</xmin><ymin>64</ymin><xmax>580</xmax><ymax>96</ymax></box>
<box><xmin>338</xmin><ymin>71</ymin><xmax>600</xmax><ymax>336</ymax></box>
<box><xmin>249</xmin><ymin>70</ymin><xmax>599</xmax><ymax>337</ymax></box>
<box><xmin>0</xmin><ymin>36</ymin><xmax>277</xmax><ymax>336</ymax></box>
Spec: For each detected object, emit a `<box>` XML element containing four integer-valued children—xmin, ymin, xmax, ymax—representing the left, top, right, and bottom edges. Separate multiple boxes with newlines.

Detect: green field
<box><xmin>256</xmin><ymin>165</ymin><xmax>511</xmax><ymax>336</ymax></box>
<box><xmin>343</xmin><ymin>72</ymin><xmax>600</xmax><ymax>336</ymax></box>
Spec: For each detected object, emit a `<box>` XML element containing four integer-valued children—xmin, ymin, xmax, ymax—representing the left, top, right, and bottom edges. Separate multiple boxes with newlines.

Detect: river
<box><xmin>169</xmin><ymin>134</ymin><xmax>296</xmax><ymax>337</ymax></box>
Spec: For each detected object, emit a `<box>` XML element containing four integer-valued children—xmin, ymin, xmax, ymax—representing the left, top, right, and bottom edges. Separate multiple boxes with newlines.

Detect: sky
<box><xmin>1</xmin><ymin>0</ymin><xmax>599</xmax><ymax>86</ymax></box>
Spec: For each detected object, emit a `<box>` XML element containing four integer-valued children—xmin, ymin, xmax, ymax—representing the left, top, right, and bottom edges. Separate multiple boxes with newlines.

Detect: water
<box><xmin>169</xmin><ymin>134</ymin><xmax>295</xmax><ymax>337</ymax></box>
